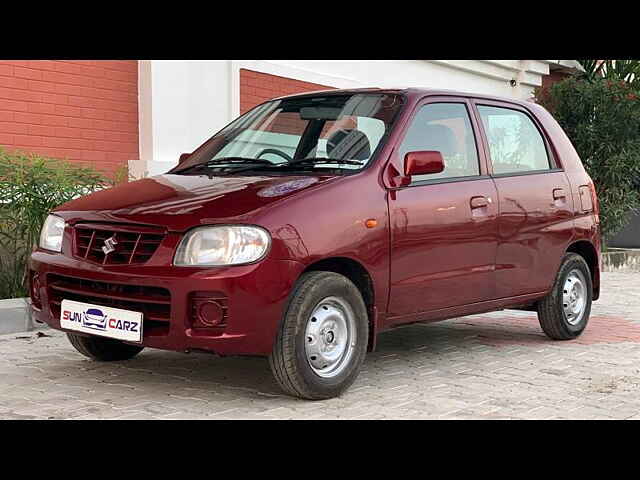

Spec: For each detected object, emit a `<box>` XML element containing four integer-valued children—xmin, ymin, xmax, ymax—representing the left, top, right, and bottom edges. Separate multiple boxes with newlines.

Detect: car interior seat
<box><xmin>326</xmin><ymin>129</ymin><xmax>371</xmax><ymax>161</ymax></box>
<box><xmin>421</xmin><ymin>123</ymin><xmax>469</xmax><ymax>178</ymax></box>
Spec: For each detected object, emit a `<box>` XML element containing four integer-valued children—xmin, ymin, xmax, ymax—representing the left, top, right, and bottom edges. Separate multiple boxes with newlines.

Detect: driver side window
<box><xmin>398</xmin><ymin>103</ymin><xmax>480</xmax><ymax>183</ymax></box>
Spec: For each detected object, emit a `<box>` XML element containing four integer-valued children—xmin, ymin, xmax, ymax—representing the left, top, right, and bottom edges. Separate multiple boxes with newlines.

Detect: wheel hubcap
<box><xmin>562</xmin><ymin>269</ymin><xmax>587</xmax><ymax>325</ymax></box>
<box><xmin>305</xmin><ymin>296</ymin><xmax>356</xmax><ymax>378</ymax></box>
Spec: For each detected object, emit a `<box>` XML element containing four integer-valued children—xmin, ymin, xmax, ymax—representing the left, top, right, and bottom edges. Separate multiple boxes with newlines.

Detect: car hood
<box><xmin>54</xmin><ymin>173</ymin><xmax>340</xmax><ymax>231</ymax></box>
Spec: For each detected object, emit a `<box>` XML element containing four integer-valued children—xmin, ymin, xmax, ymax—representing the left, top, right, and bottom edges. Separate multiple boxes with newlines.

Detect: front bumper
<box><xmin>30</xmin><ymin>250</ymin><xmax>305</xmax><ymax>356</ymax></box>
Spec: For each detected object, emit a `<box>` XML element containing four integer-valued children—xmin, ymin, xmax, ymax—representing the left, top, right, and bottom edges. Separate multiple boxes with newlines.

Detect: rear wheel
<box><xmin>269</xmin><ymin>271</ymin><xmax>369</xmax><ymax>400</ymax></box>
<box><xmin>537</xmin><ymin>253</ymin><xmax>593</xmax><ymax>340</ymax></box>
<box><xmin>67</xmin><ymin>333</ymin><xmax>144</xmax><ymax>361</ymax></box>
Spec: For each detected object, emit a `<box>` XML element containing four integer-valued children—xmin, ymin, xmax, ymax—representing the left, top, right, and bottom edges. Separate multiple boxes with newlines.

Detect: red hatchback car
<box><xmin>30</xmin><ymin>88</ymin><xmax>601</xmax><ymax>399</ymax></box>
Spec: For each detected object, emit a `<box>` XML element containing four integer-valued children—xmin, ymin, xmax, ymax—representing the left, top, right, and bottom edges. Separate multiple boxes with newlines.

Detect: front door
<box><xmin>387</xmin><ymin>99</ymin><xmax>499</xmax><ymax>317</ymax></box>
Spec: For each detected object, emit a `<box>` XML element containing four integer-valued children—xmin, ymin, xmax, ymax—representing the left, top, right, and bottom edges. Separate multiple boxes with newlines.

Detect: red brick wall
<box><xmin>541</xmin><ymin>70</ymin><xmax>571</xmax><ymax>90</ymax></box>
<box><xmin>0</xmin><ymin>60</ymin><xmax>138</xmax><ymax>178</ymax></box>
<box><xmin>239</xmin><ymin>69</ymin><xmax>358</xmax><ymax>138</ymax></box>
<box><xmin>240</xmin><ymin>68</ymin><xmax>334</xmax><ymax>115</ymax></box>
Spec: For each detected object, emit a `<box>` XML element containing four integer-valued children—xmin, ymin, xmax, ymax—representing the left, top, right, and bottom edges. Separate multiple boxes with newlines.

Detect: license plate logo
<box><xmin>82</xmin><ymin>308</ymin><xmax>108</xmax><ymax>330</ymax></box>
<box><xmin>60</xmin><ymin>299</ymin><xmax>143</xmax><ymax>343</ymax></box>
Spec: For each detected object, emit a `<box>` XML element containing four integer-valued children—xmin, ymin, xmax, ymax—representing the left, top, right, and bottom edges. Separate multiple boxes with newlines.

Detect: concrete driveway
<box><xmin>1</xmin><ymin>271</ymin><xmax>639</xmax><ymax>420</ymax></box>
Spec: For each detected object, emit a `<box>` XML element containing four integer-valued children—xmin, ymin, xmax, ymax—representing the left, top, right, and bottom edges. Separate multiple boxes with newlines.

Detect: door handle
<box><xmin>553</xmin><ymin>188</ymin><xmax>566</xmax><ymax>200</ymax></box>
<box><xmin>470</xmin><ymin>196</ymin><xmax>488</xmax><ymax>209</ymax></box>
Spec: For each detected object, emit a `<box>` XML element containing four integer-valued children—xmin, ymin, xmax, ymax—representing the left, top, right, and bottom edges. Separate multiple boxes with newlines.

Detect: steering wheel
<box><xmin>256</xmin><ymin>148</ymin><xmax>293</xmax><ymax>163</ymax></box>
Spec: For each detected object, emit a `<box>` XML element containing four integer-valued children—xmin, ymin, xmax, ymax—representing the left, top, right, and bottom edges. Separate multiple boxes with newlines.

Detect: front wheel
<box><xmin>269</xmin><ymin>271</ymin><xmax>369</xmax><ymax>400</ymax></box>
<box><xmin>67</xmin><ymin>333</ymin><xmax>144</xmax><ymax>361</ymax></box>
<box><xmin>537</xmin><ymin>253</ymin><xmax>593</xmax><ymax>340</ymax></box>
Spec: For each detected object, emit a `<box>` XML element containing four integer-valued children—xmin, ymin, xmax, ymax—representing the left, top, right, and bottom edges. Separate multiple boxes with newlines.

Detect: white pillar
<box><xmin>133</xmin><ymin>60</ymin><xmax>234</xmax><ymax>178</ymax></box>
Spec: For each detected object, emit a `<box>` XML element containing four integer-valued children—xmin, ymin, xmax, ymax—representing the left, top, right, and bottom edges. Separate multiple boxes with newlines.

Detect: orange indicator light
<box><xmin>365</xmin><ymin>219</ymin><xmax>378</xmax><ymax>228</ymax></box>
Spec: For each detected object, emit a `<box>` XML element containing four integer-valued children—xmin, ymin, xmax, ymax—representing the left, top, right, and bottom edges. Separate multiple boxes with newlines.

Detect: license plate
<box><xmin>60</xmin><ymin>299</ymin><xmax>143</xmax><ymax>343</ymax></box>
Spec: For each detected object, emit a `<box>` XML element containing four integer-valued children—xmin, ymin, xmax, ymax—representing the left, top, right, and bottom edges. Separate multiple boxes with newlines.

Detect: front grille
<box><xmin>74</xmin><ymin>224</ymin><xmax>164</xmax><ymax>265</ymax></box>
<box><xmin>48</xmin><ymin>274</ymin><xmax>171</xmax><ymax>333</ymax></box>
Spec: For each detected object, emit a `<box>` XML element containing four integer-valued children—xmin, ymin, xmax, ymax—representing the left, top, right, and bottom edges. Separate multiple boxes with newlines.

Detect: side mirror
<box><xmin>404</xmin><ymin>151</ymin><xmax>445</xmax><ymax>177</ymax></box>
<box><xmin>179</xmin><ymin>152</ymin><xmax>191</xmax><ymax>164</ymax></box>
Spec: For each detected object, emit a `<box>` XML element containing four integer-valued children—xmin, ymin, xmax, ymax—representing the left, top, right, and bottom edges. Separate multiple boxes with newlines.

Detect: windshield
<box><xmin>171</xmin><ymin>92</ymin><xmax>405</xmax><ymax>175</ymax></box>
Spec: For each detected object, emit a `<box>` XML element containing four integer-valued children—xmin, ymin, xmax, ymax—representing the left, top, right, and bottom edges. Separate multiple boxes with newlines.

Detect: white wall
<box><xmin>136</xmin><ymin>60</ymin><xmax>570</xmax><ymax>177</ymax></box>
<box><xmin>135</xmin><ymin>60</ymin><xmax>233</xmax><ymax>177</ymax></box>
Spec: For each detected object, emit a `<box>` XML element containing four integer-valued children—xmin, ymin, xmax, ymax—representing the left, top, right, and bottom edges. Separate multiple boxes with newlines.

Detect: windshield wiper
<box><xmin>225</xmin><ymin>157</ymin><xmax>365</xmax><ymax>175</ymax></box>
<box><xmin>286</xmin><ymin>157</ymin><xmax>364</xmax><ymax>167</ymax></box>
<box><xmin>175</xmin><ymin>157</ymin><xmax>276</xmax><ymax>175</ymax></box>
<box><xmin>177</xmin><ymin>156</ymin><xmax>365</xmax><ymax>177</ymax></box>
<box><xmin>283</xmin><ymin>157</ymin><xmax>364</xmax><ymax>166</ymax></box>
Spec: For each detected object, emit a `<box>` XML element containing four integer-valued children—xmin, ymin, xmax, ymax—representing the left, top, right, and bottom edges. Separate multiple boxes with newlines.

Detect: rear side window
<box><xmin>477</xmin><ymin>105</ymin><xmax>551</xmax><ymax>175</ymax></box>
<box><xmin>398</xmin><ymin>103</ymin><xmax>480</xmax><ymax>183</ymax></box>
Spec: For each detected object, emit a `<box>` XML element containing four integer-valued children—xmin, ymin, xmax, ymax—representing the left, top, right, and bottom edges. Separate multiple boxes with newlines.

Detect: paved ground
<box><xmin>1</xmin><ymin>271</ymin><xmax>640</xmax><ymax>420</ymax></box>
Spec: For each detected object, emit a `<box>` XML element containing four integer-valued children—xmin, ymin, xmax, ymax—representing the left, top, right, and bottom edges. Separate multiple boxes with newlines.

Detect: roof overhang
<box><xmin>543</xmin><ymin>60</ymin><xmax>584</xmax><ymax>74</ymax></box>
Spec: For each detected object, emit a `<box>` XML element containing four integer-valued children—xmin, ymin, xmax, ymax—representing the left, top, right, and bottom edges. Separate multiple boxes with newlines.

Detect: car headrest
<box><xmin>422</xmin><ymin>124</ymin><xmax>458</xmax><ymax>157</ymax></box>
<box><xmin>326</xmin><ymin>129</ymin><xmax>371</xmax><ymax>161</ymax></box>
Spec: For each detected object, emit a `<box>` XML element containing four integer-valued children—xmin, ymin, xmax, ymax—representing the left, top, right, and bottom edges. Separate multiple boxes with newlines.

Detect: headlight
<box><xmin>39</xmin><ymin>215</ymin><xmax>65</xmax><ymax>252</ymax></box>
<box><xmin>174</xmin><ymin>225</ymin><xmax>271</xmax><ymax>266</ymax></box>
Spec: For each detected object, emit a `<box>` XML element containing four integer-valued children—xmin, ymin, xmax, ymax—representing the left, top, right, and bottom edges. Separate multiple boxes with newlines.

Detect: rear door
<box><xmin>472</xmin><ymin>100</ymin><xmax>574</xmax><ymax>299</ymax></box>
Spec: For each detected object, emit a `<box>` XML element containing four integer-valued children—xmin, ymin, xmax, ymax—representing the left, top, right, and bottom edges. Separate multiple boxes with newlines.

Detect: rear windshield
<box><xmin>171</xmin><ymin>93</ymin><xmax>405</xmax><ymax>175</ymax></box>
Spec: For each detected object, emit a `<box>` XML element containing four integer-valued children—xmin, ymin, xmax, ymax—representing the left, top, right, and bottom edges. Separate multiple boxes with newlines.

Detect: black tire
<box><xmin>67</xmin><ymin>333</ymin><xmax>144</xmax><ymax>361</ymax></box>
<box><xmin>269</xmin><ymin>271</ymin><xmax>369</xmax><ymax>400</ymax></box>
<box><xmin>537</xmin><ymin>253</ymin><xmax>593</xmax><ymax>340</ymax></box>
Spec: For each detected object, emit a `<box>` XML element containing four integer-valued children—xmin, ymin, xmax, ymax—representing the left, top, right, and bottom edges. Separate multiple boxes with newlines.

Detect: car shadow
<box><xmin>42</xmin><ymin>314</ymin><xmax>558</xmax><ymax>400</ymax></box>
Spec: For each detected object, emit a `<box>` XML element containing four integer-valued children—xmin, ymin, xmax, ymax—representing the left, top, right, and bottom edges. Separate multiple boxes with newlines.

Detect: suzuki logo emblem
<box><xmin>101</xmin><ymin>236</ymin><xmax>118</xmax><ymax>255</ymax></box>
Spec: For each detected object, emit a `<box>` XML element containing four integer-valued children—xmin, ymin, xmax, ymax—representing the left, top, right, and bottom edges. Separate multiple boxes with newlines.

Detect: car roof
<box><xmin>272</xmin><ymin>87</ymin><xmax>535</xmax><ymax>109</ymax></box>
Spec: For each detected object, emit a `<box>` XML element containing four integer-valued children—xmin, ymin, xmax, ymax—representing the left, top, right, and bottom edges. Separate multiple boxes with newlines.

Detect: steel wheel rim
<box><xmin>562</xmin><ymin>269</ymin><xmax>587</xmax><ymax>325</ymax></box>
<box><xmin>304</xmin><ymin>296</ymin><xmax>357</xmax><ymax>378</ymax></box>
